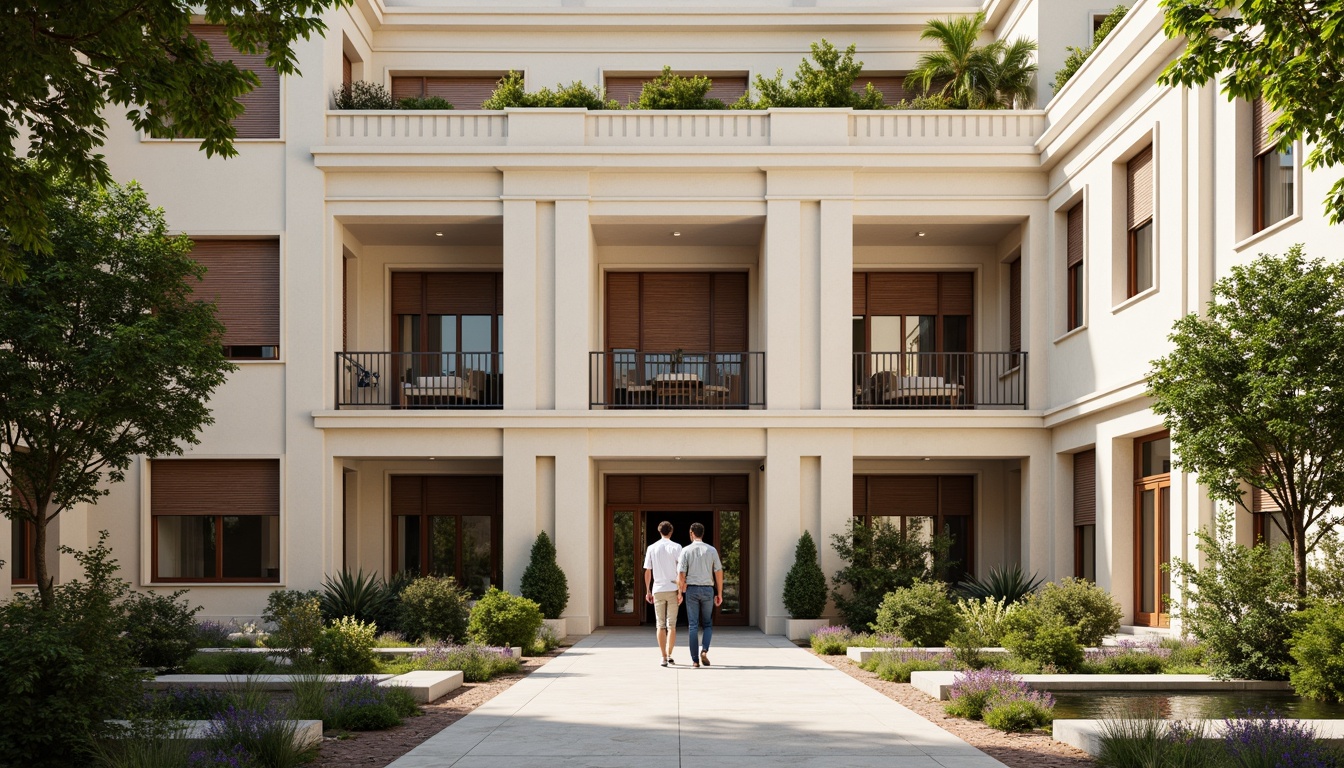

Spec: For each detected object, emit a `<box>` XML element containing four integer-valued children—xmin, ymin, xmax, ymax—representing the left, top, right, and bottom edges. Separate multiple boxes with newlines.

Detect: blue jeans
<box><xmin>685</xmin><ymin>585</ymin><xmax>714</xmax><ymax>661</ymax></box>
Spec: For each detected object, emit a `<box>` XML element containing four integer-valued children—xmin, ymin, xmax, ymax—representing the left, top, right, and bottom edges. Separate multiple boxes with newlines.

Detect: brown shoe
<box><xmin>700</xmin><ymin>651</ymin><xmax>710</xmax><ymax>667</ymax></box>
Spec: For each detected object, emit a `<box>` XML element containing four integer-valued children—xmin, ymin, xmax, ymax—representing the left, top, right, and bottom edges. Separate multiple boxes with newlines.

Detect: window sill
<box><xmin>1233</xmin><ymin>212</ymin><xmax>1303</xmax><ymax>252</ymax></box>
<box><xmin>1111</xmin><ymin>286</ymin><xmax>1158</xmax><ymax>314</ymax></box>
<box><xmin>230</xmin><ymin>359</ymin><xmax>285</xmax><ymax>365</ymax></box>
<box><xmin>145</xmin><ymin>581</ymin><xmax>281</xmax><ymax>587</ymax></box>
<box><xmin>1053</xmin><ymin>324</ymin><xmax>1087</xmax><ymax>344</ymax></box>
<box><xmin>139</xmin><ymin>136</ymin><xmax>284</xmax><ymax>144</ymax></box>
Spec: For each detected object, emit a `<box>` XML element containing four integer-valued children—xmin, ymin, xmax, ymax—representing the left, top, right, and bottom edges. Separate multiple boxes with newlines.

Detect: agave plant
<box><xmin>320</xmin><ymin>569</ymin><xmax>393</xmax><ymax>626</ymax></box>
<box><xmin>956</xmin><ymin>564</ymin><xmax>1044</xmax><ymax>605</ymax></box>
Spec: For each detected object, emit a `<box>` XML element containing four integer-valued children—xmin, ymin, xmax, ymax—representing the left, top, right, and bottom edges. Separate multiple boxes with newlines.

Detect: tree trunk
<box><xmin>1293</xmin><ymin>515</ymin><xmax>1309</xmax><ymax>606</ymax></box>
<box><xmin>32</xmin><ymin>499</ymin><xmax>54</xmax><ymax>609</ymax></box>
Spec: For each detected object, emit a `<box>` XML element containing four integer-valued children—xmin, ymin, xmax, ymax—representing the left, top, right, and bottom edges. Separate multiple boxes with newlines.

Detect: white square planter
<box><xmin>784</xmin><ymin>618</ymin><xmax>831</xmax><ymax>641</ymax></box>
<box><xmin>542</xmin><ymin>618</ymin><xmax>568</xmax><ymax>640</ymax></box>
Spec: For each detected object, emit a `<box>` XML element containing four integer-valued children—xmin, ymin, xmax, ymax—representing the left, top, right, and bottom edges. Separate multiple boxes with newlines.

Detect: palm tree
<box><xmin>905</xmin><ymin>12</ymin><xmax>1038</xmax><ymax>109</ymax></box>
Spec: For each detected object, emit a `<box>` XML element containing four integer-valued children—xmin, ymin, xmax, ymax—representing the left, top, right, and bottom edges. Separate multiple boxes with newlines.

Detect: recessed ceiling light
<box><xmin>672</xmin><ymin>231</ymin><xmax>681</xmax><ymax>237</ymax></box>
<box><xmin>922</xmin><ymin>457</ymin><xmax>932</xmax><ymax>461</ymax></box>
<box><xmin>434</xmin><ymin>231</ymin><xmax>444</xmax><ymax>237</ymax></box>
<box><xmin>429</xmin><ymin>457</ymin><xmax>437</xmax><ymax>461</ymax></box>
<box><xmin>917</xmin><ymin>231</ymin><xmax>927</xmax><ymax>237</ymax></box>
<box><xmin>675</xmin><ymin>456</ymin><xmax>682</xmax><ymax>460</ymax></box>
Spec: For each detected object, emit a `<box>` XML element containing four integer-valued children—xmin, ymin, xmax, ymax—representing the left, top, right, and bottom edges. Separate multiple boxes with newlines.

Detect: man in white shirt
<box><xmin>643</xmin><ymin>520</ymin><xmax>684</xmax><ymax>667</ymax></box>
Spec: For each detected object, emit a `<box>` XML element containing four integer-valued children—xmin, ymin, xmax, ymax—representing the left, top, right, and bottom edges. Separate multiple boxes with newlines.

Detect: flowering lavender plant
<box><xmin>196</xmin><ymin>620</ymin><xmax>233</xmax><ymax>649</ymax></box>
<box><xmin>862</xmin><ymin>647</ymin><xmax>955</xmax><ymax>683</ymax></box>
<box><xmin>144</xmin><ymin>686</ymin><xmax>236</xmax><ymax>720</ymax></box>
<box><xmin>188</xmin><ymin>743</ymin><xmax>256</xmax><ymax>768</ymax></box>
<box><xmin>409</xmin><ymin>642</ymin><xmax>521</xmax><ymax>681</ymax></box>
<box><xmin>945</xmin><ymin>668</ymin><xmax>1053</xmax><ymax>720</ymax></box>
<box><xmin>1223</xmin><ymin>710</ymin><xmax>1336</xmax><ymax>768</ymax></box>
<box><xmin>204</xmin><ymin>705</ymin><xmax>304</xmax><ymax>768</ymax></box>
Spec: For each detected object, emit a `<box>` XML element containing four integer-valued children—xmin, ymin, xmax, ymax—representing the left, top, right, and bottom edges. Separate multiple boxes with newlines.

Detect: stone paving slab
<box><xmin>386</xmin><ymin>628</ymin><xmax>1008</xmax><ymax>768</ymax></box>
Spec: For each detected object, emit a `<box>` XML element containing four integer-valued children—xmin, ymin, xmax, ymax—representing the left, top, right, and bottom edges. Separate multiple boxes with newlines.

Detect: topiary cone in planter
<box><xmin>784</xmin><ymin>531</ymin><xmax>828</xmax><ymax>620</ymax></box>
<box><xmin>520</xmin><ymin>531</ymin><xmax>569</xmax><ymax>620</ymax></box>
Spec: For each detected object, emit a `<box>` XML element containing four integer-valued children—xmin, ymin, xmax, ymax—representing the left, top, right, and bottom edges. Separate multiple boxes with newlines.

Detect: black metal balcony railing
<box><xmin>336</xmin><ymin>352</ymin><xmax>503</xmax><ymax>409</ymax></box>
<box><xmin>853</xmin><ymin>352</ymin><xmax>1027</xmax><ymax>409</ymax></box>
<box><xmin>590</xmin><ymin>351</ymin><xmax>765</xmax><ymax>409</ymax></box>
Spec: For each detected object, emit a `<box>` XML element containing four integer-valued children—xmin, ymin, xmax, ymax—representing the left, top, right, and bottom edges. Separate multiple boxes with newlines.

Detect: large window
<box><xmin>1126</xmin><ymin>145</ymin><xmax>1155</xmax><ymax>298</ymax></box>
<box><xmin>392</xmin><ymin>272</ymin><xmax>503</xmax><ymax>407</ymax></box>
<box><xmin>1073</xmin><ymin>448</ymin><xmax>1096</xmax><ymax>581</ymax></box>
<box><xmin>1253</xmin><ymin>98</ymin><xmax>1294</xmax><ymax>232</ymax></box>
<box><xmin>1134</xmin><ymin>432</ymin><xmax>1171</xmax><ymax>627</ymax></box>
<box><xmin>390</xmin><ymin>475</ymin><xmax>501</xmax><ymax>597</ymax></box>
<box><xmin>1066</xmin><ymin>202</ymin><xmax>1084</xmax><ymax>330</ymax></box>
<box><xmin>151</xmin><ymin>459</ymin><xmax>280</xmax><ymax>582</ymax></box>
<box><xmin>190</xmin><ymin>240</ymin><xmax>280</xmax><ymax>360</ymax></box>
<box><xmin>853</xmin><ymin>272</ymin><xmax>973</xmax><ymax>404</ymax></box>
<box><xmin>853</xmin><ymin>475</ymin><xmax>974</xmax><ymax>583</ymax></box>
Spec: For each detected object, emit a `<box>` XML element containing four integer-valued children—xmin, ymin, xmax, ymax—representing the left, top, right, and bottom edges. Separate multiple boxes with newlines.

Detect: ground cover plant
<box><xmin>323</xmin><ymin>676</ymin><xmax>420</xmax><ymax>731</ymax></box>
<box><xmin>808</xmin><ymin>626</ymin><xmax>902</xmax><ymax>655</ymax></box>
<box><xmin>943</xmin><ymin>668</ymin><xmax>1054</xmax><ymax>732</ymax></box>
<box><xmin>859</xmin><ymin>648</ymin><xmax>956</xmax><ymax>683</ymax></box>
<box><xmin>384</xmin><ymin>643</ymin><xmax>521</xmax><ymax>682</ymax></box>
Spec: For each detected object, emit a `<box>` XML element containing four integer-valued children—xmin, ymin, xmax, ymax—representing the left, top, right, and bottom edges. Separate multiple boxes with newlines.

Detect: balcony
<box><xmin>590</xmin><ymin>351</ymin><xmax>765</xmax><ymax>409</ymax></box>
<box><xmin>853</xmin><ymin>352</ymin><xmax>1026</xmax><ymax>410</ymax></box>
<box><xmin>336</xmin><ymin>352</ymin><xmax>502</xmax><ymax>409</ymax></box>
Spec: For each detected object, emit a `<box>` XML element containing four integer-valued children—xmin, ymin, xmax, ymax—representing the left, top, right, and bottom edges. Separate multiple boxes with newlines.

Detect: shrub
<box><xmin>830</xmin><ymin>517</ymin><xmax>949</xmax><ymax>631</ymax></box>
<box><xmin>956</xmin><ymin>564</ymin><xmax>1044</xmax><ymax>605</ymax></box>
<box><xmin>1001</xmin><ymin>607</ymin><xmax>1084</xmax><ymax>672</ymax></box>
<box><xmin>1161</xmin><ymin>636</ymin><xmax>1208</xmax><ymax>673</ymax></box>
<box><xmin>400</xmin><ymin>643</ymin><xmax>521</xmax><ymax>682</ymax></box>
<box><xmin>1309</xmin><ymin>531</ymin><xmax>1344</xmax><ymax>603</ymax></box>
<box><xmin>0</xmin><ymin>534</ymin><xmax>142</xmax><ymax>768</ymax></box>
<box><xmin>140</xmin><ymin>686</ymin><xmax>237</xmax><ymax>720</ymax></box>
<box><xmin>1223</xmin><ymin>711</ymin><xmax>1339</xmax><ymax>768</ymax></box>
<box><xmin>871</xmin><ymin>579</ymin><xmax>962</xmax><ymax>647</ymax></box>
<box><xmin>889</xmin><ymin>94</ymin><xmax>958</xmax><ymax>110</ymax></box>
<box><xmin>182</xmin><ymin>651</ymin><xmax>280</xmax><ymax>676</ymax></box>
<box><xmin>321</xmin><ymin>569</ymin><xmax>394</xmax><ymax>625</ymax></box>
<box><xmin>1052</xmin><ymin>5</ymin><xmax>1128</xmax><ymax>93</ymax></box>
<box><xmin>482</xmin><ymin>71</ymin><xmax>618</xmax><ymax>109</ymax></box>
<box><xmin>1290</xmin><ymin>601</ymin><xmax>1344</xmax><ymax>702</ymax></box>
<box><xmin>1084</xmin><ymin>644</ymin><xmax>1167</xmax><ymax>675</ymax></box>
<box><xmin>944</xmin><ymin>669</ymin><xmax>1050</xmax><ymax>720</ymax></box>
<box><xmin>982</xmin><ymin>696</ymin><xmax>1054</xmax><ymax>732</ymax></box>
<box><xmin>736</xmin><ymin>39</ymin><xmax>886</xmax><ymax>109</ymax></box>
<box><xmin>862</xmin><ymin>649</ymin><xmax>953</xmax><ymax>682</ymax></box>
<box><xmin>632</xmin><ymin>67</ymin><xmax>727</xmax><ymax>110</ymax></box>
<box><xmin>202</xmin><ymin>705</ymin><xmax>308</xmax><ymax>768</ymax></box>
<box><xmin>324</xmin><ymin>676</ymin><xmax>419</xmax><ymax>731</ymax></box>
<box><xmin>783</xmin><ymin>531</ymin><xmax>828</xmax><ymax>620</ymax></box>
<box><xmin>396</xmin><ymin>96</ymin><xmax>454</xmax><ymax>109</ymax></box>
<box><xmin>332</xmin><ymin>81</ymin><xmax>394</xmax><ymax>110</ymax></box>
<box><xmin>312</xmin><ymin>617</ymin><xmax>379</xmax><ymax>674</ymax></box>
<box><xmin>531</xmin><ymin>622</ymin><xmax>562</xmax><ymax>655</ymax></box>
<box><xmin>1032</xmin><ymin>577</ymin><xmax>1122</xmax><ymax>646</ymax></box>
<box><xmin>122</xmin><ymin>589</ymin><xmax>203</xmax><ymax>670</ymax></box>
<box><xmin>955</xmin><ymin>597</ymin><xmax>1016</xmax><ymax>645</ymax></box>
<box><xmin>809</xmin><ymin>625</ymin><xmax>852</xmax><ymax>655</ymax></box>
<box><xmin>195</xmin><ymin>620</ymin><xmax>233</xmax><ymax>649</ymax></box>
<box><xmin>399</xmin><ymin>575</ymin><xmax>472</xmax><ymax>643</ymax></box>
<box><xmin>469</xmin><ymin>589</ymin><xmax>544</xmax><ymax>649</ymax></box>
<box><xmin>263</xmin><ymin>590</ymin><xmax>323</xmax><ymax>662</ymax></box>
<box><xmin>1171</xmin><ymin>513</ymin><xmax>1299</xmax><ymax>680</ymax></box>
<box><xmin>520</xmin><ymin>532</ymin><xmax>570</xmax><ymax>620</ymax></box>
<box><xmin>92</xmin><ymin>721</ymin><xmax>195</xmax><ymax>768</ymax></box>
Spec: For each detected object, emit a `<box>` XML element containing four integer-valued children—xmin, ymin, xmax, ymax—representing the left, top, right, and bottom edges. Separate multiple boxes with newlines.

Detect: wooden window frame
<box><xmin>150</xmin><ymin>459</ymin><xmax>280</xmax><ymax>584</ymax></box>
<box><xmin>10</xmin><ymin>517</ymin><xmax>36</xmax><ymax>585</ymax></box>
<box><xmin>1073</xmin><ymin>524</ymin><xmax>1096</xmax><ymax>581</ymax></box>
<box><xmin>1126</xmin><ymin>220</ymin><xmax>1153</xmax><ymax>298</ymax></box>
<box><xmin>1253</xmin><ymin>148</ymin><xmax>1294</xmax><ymax>233</ymax></box>
<box><xmin>1133</xmin><ymin>431</ymin><xmax>1171</xmax><ymax>627</ymax></box>
<box><xmin>389</xmin><ymin>476</ymin><xmax>502</xmax><ymax>595</ymax></box>
<box><xmin>852</xmin><ymin>475</ymin><xmax>975</xmax><ymax>580</ymax></box>
<box><xmin>1066</xmin><ymin>202</ymin><xmax>1084</xmax><ymax>331</ymax></box>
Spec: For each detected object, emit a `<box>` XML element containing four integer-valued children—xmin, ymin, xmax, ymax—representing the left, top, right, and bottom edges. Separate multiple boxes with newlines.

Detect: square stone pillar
<box><xmin>553</xmin><ymin>200</ymin><xmax>591</xmax><ymax>411</ymax></box>
<box><xmin>819</xmin><ymin>200</ymin><xmax>854</xmax><ymax>411</ymax></box>
<box><xmin>764</xmin><ymin>200</ymin><xmax>802</xmax><ymax>411</ymax></box>
<box><xmin>503</xmin><ymin>200</ymin><xmax>539</xmax><ymax>411</ymax></box>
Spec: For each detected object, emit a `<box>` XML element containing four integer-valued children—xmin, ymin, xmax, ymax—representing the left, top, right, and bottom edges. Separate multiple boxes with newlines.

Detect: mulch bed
<box><xmin>815</xmin><ymin>651</ymin><xmax>1098</xmax><ymax>768</ymax></box>
<box><xmin>310</xmin><ymin>647</ymin><xmax>565</xmax><ymax>768</ymax></box>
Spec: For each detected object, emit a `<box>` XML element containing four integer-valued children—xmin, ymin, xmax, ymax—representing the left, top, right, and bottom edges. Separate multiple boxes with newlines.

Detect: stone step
<box><xmin>148</xmin><ymin>671</ymin><xmax>463</xmax><ymax>703</ymax></box>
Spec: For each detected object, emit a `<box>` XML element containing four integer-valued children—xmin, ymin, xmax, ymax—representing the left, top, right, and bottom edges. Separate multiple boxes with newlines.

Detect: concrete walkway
<box><xmin>387</xmin><ymin>628</ymin><xmax>1007</xmax><ymax>768</ymax></box>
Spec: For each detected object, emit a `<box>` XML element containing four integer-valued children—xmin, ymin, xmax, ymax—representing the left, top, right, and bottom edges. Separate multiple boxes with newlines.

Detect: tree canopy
<box><xmin>0</xmin><ymin>175</ymin><xmax>234</xmax><ymax>607</ymax></box>
<box><xmin>0</xmin><ymin>0</ymin><xmax>350</xmax><ymax>282</ymax></box>
<box><xmin>1147</xmin><ymin>246</ymin><xmax>1344</xmax><ymax>598</ymax></box>
<box><xmin>1158</xmin><ymin>0</ymin><xmax>1344</xmax><ymax>224</ymax></box>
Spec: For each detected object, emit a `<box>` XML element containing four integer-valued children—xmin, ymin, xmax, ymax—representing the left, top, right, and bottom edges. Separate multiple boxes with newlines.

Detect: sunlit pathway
<box><xmin>386</xmin><ymin>628</ymin><xmax>1007</xmax><ymax>768</ymax></box>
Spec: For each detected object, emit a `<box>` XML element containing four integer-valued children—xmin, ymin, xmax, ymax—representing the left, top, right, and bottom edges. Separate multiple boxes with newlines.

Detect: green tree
<box><xmin>520</xmin><ymin>531</ymin><xmax>570</xmax><ymax>619</ymax></box>
<box><xmin>1157</xmin><ymin>0</ymin><xmax>1344</xmax><ymax>223</ymax></box>
<box><xmin>906</xmin><ymin>12</ymin><xmax>1038</xmax><ymax>109</ymax></box>
<box><xmin>481</xmin><ymin>71</ymin><xmax>618</xmax><ymax>109</ymax></box>
<box><xmin>0</xmin><ymin>1</ymin><xmax>352</xmax><ymax>282</ymax></box>
<box><xmin>782</xmin><ymin>531</ymin><xmax>828</xmax><ymax>620</ymax></box>
<box><xmin>1053</xmin><ymin>5</ymin><xmax>1129</xmax><ymax>93</ymax></box>
<box><xmin>1148</xmin><ymin>246</ymin><xmax>1344</xmax><ymax>599</ymax></box>
<box><xmin>0</xmin><ymin>176</ymin><xmax>234</xmax><ymax>607</ymax></box>
<box><xmin>830</xmin><ymin>518</ymin><xmax>949</xmax><ymax>631</ymax></box>
<box><xmin>736</xmin><ymin>40</ymin><xmax>886</xmax><ymax>109</ymax></box>
<box><xmin>632</xmin><ymin>67</ymin><xmax>727</xmax><ymax>110</ymax></box>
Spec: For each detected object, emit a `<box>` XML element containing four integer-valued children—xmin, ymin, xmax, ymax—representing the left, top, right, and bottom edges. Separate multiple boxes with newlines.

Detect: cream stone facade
<box><xmin>2</xmin><ymin>0</ymin><xmax>1327</xmax><ymax>636</ymax></box>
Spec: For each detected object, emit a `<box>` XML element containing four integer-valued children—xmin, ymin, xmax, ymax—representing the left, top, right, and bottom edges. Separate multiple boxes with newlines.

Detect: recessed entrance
<box><xmin>604</xmin><ymin>474</ymin><xmax>749</xmax><ymax>628</ymax></box>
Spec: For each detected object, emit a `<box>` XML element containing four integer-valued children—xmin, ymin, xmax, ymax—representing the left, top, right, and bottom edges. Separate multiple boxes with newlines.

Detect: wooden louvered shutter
<box><xmin>423</xmin><ymin>77</ymin><xmax>499</xmax><ymax>109</ymax></box>
<box><xmin>426</xmin><ymin>273</ymin><xmax>497</xmax><ymax>315</ymax></box>
<box><xmin>1252</xmin><ymin>484</ymin><xmax>1282</xmax><ymax>513</ymax></box>
<box><xmin>869</xmin><ymin>476</ymin><xmax>938</xmax><ymax>517</ymax></box>
<box><xmin>1073</xmin><ymin>450</ymin><xmax>1096</xmax><ymax>526</ymax></box>
<box><xmin>869</xmin><ymin>273</ymin><xmax>938</xmax><ymax>315</ymax></box>
<box><xmin>391</xmin><ymin>273</ymin><xmax>424</xmax><ymax>315</ymax></box>
<box><xmin>712</xmin><ymin>273</ymin><xmax>748</xmax><ymax>351</ymax></box>
<box><xmin>1127</xmin><ymin>145</ymin><xmax>1154</xmax><ymax>229</ymax></box>
<box><xmin>707</xmin><ymin>76</ymin><xmax>749</xmax><ymax>104</ymax></box>
<box><xmin>853</xmin><ymin>476</ymin><xmax>868</xmax><ymax>517</ymax></box>
<box><xmin>1009</xmin><ymin>260</ymin><xmax>1021</xmax><ymax>353</ymax></box>
<box><xmin>190</xmin><ymin>240</ymin><xmax>279</xmax><ymax>349</ymax></box>
<box><xmin>152</xmin><ymin>460</ymin><xmax>279</xmax><ymax>516</ymax></box>
<box><xmin>1067</xmin><ymin>203</ymin><xmax>1084</xmax><ymax>267</ymax></box>
<box><xmin>390</xmin><ymin>77</ymin><xmax>425</xmax><ymax>101</ymax></box>
<box><xmin>342</xmin><ymin>257</ymin><xmax>348</xmax><ymax>350</ymax></box>
<box><xmin>939</xmin><ymin>273</ymin><xmax>974</xmax><ymax>315</ymax></box>
<box><xmin>606</xmin><ymin>475</ymin><xmax>641</xmax><ymax>504</ymax></box>
<box><xmin>189</xmin><ymin>25</ymin><xmax>279</xmax><ymax>139</ymax></box>
<box><xmin>857</xmin><ymin>76</ymin><xmax>915</xmax><ymax>105</ymax></box>
<box><xmin>390</xmin><ymin>476</ymin><xmax>425</xmax><ymax>516</ymax></box>
<box><xmin>342</xmin><ymin>55</ymin><xmax>352</xmax><ymax>92</ymax></box>
<box><xmin>641</xmin><ymin>273</ymin><xmax>711</xmax><ymax>351</ymax></box>
<box><xmin>1253</xmin><ymin>98</ymin><xmax>1282</xmax><ymax>156</ymax></box>
<box><xmin>939</xmin><ymin>476</ymin><xmax>974</xmax><ymax>516</ymax></box>
<box><xmin>712</xmin><ymin>475</ymin><xmax>749</xmax><ymax>505</ymax></box>
<box><xmin>495</xmin><ymin>273</ymin><xmax>504</xmax><ymax>314</ymax></box>
<box><xmin>853</xmin><ymin>272</ymin><xmax>867</xmax><ymax>316</ymax></box>
<box><xmin>435</xmin><ymin>476</ymin><xmax>500</xmax><ymax>515</ymax></box>
<box><xmin>605</xmin><ymin>77</ymin><xmax>646</xmax><ymax>107</ymax></box>
<box><xmin>605</xmin><ymin>273</ymin><xmax>640</xmax><ymax>349</ymax></box>
<box><xmin>641</xmin><ymin>475</ymin><xmax>712</xmax><ymax>504</ymax></box>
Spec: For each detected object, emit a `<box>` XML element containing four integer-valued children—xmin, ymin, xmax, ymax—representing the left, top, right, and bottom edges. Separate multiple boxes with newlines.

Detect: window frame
<box><xmin>149</xmin><ymin>459</ymin><xmax>281</xmax><ymax>584</ymax></box>
<box><xmin>1126</xmin><ymin>219</ymin><xmax>1154</xmax><ymax>298</ymax></box>
<box><xmin>389</xmin><ymin>475</ymin><xmax>502</xmax><ymax>596</ymax></box>
<box><xmin>1133</xmin><ymin>431</ymin><xmax>1171</xmax><ymax>628</ymax></box>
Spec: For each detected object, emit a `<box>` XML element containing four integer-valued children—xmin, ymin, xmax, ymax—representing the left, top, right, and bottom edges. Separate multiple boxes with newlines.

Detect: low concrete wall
<box><xmin>109</xmin><ymin>720</ymin><xmax>322</xmax><ymax>749</ymax></box>
<box><xmin>1055</xmin><ymin>719</ymin><xmax>1344</xmax><ymax>757</ymax></box>
<box><xmin>910</xmin><ymin>671</ymin><xmax>1292</xmax><ymax>701</ymax></box>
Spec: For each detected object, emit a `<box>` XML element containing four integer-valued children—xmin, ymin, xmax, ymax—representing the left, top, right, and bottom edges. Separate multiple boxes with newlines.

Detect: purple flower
<box><xmin>1223</xmin><ymin>710</ymin><xmax>1333</xmax><ymax>768</ymax></box>
<box><xmin>188</xmin><ymin>743</ymin><xmax>254</xmax><ymax>768</ymax></box>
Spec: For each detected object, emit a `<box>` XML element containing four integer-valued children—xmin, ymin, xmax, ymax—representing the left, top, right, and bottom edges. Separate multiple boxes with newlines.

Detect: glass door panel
<box><xmin>429</xmin><ymin>516</ymin><xmax>457</xmax><ymax>579</ymax></box>
<box><xmin>717</xmin><ymin>510</ymin><xmax>742</xmax><ymax>617</ymax></box>
<box><xmin>1160</xmin><ymin>486</ymin><xmax>1171</xmax><ymax>615</ymax></box>
<box><xmin>943</xmin><ymin>516</ymin><xmax>971</xmax><ymax>584</ymax></box>
<box><xmin>1140</xmin><ymin>488</ymin><xmax>1156</xmax><ymax>615</ymax></box>
<box><xmin>396</xmin><ymin>516</ymin><xmax>421</xmax><ymax>575</ymax></box>
<box><xmin>610</xmin><ymin>510</ymin><xmax>637</xmax><ymax>622</ymax></box>
<box><xmin>461</xmin><ymin>515</ymin><xmax>493</xmax><ymax>597</ymax></box>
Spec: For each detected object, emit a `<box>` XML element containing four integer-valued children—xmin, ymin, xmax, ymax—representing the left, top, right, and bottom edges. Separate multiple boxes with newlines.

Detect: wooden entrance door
<box><xmin>1134</xmin><ymin>432</ymin><xmax>1171</xmax><ymax>627</ymax></box>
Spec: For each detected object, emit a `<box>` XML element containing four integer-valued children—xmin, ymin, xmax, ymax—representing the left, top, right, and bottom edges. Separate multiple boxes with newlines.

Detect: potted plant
<box><xmin>782</xmin><ymin>531</ymin><xmax>831</xmax><ymax>640</ymax></box>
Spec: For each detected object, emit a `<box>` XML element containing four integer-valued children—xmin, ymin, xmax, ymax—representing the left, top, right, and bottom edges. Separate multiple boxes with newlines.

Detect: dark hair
<box><xmin>658</xmin><ymin>521</ymin><xmax>673</xmax><ymax>536</ymax></box>
<box><xmin>690</xmin><ymin>522</ymin><xmax>705</xmax><ymax>538</ymax></box>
